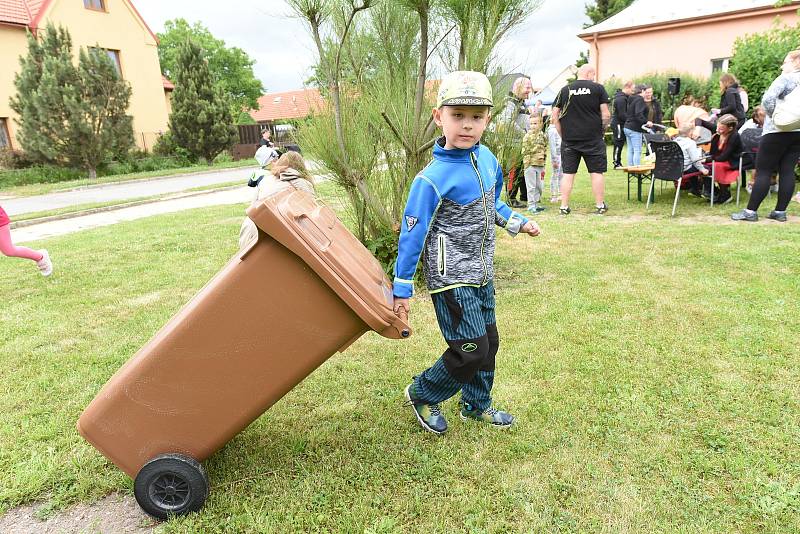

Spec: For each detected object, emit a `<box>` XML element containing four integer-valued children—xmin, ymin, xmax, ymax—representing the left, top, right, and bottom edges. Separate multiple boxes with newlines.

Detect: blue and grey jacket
<box><xmin>393</xmin><ymin>138</ymin><xmax>528</xmax><ymax>298</ymax></box>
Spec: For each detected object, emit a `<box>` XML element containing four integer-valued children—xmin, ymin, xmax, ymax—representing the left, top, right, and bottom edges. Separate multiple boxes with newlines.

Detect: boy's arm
<box><xmin>493</xmin><ymin>160</ymin><xmax>528</xmax><ymax>236</ymax></box>
<box><xmin>393</xmin><ymin>175</ymin><xmax>440</xmax><ymax>299</ymax></box>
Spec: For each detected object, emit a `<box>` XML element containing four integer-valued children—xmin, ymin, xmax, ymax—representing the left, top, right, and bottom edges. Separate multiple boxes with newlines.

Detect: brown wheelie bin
<box><xmin>77</xmin><ymin>188</ymin><xmax>411</xmax><ymax>520</ymax></box>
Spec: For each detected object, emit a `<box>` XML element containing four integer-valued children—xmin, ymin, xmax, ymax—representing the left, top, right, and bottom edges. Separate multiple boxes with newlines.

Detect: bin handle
<box><xmin>394</xmin><ymin>309</ymin><xmax>410</xmax><ymax>338</ymax></box>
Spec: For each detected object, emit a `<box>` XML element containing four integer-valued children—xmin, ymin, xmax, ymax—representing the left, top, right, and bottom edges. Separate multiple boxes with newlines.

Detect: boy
<box><xmin>672</xmin><ymin>124</ymin><xmax>708</xmax><ymax>197</ymax></box>
<box><xmin>522</xmin><ymin>113</ymin><xmax>548</xmax><ymax>213</ymax></box>
<box><xmin>392</xmin><ymin>71</ymin><xmax>540</xmax><ymax>434</ymax></box>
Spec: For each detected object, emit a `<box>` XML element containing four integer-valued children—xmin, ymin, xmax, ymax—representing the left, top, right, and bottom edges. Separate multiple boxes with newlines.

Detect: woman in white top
<box><xmin>239</xmin><ymin>150</ymin><xmax>316</xmax><ymax>247</ymax></box>
<box><xmin>732</xmin><ymin>49</ymin><xmax>800</xmax><ymax>222</ymax></box>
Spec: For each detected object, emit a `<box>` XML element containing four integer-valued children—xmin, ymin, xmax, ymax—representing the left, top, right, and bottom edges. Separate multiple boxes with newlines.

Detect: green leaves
<box><xmin>168</xmin><ymin>39</ymin><xmax>237</xmax><ymax>164</ymax></box>
<box><xmin>731</xmin><ymin>21</ymin><xmax>800</xmax><ymax>104</ymax></box>
<box><xmin>10</xmin><ymin>24</ymin><xmax>134</xmax><ymax>179</ymax></box>
<box><xmin>157</xmin><ymin>18</ymin><xmax>264</xmax><ymax>114</ymax></box>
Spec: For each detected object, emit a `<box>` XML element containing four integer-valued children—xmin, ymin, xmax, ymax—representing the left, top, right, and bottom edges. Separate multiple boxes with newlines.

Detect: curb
<box><xmin>9</xmin><ymin>185</ymin><xmax>245</xmax><ymax>229</ymax></box>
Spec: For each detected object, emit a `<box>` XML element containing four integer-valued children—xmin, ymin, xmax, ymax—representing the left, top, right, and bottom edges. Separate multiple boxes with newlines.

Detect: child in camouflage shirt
<box><xmin>522</xmin><ymin>113</ymin><xmax>549</xmax><ymax>213</ymax></box>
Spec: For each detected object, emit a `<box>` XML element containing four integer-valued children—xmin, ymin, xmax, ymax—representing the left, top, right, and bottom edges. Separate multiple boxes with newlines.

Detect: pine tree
<box><xmin>10</xmin><ymin>24</ymin><xmax>134</xmax><ymax>178</ymax></box>
<box><xmin>169</xmin><ymin>39</ymin><xmax>236</xmax><ymax>164</ymax></box>
<box><xmin>584</xmin><ymin>0</ymin><xmax>634</xmax><ymax>28</ymax></box>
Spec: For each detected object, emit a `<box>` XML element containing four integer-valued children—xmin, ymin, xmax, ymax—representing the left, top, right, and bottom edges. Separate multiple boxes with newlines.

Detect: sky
<box><xmin>134</xmin><ymin>0</ymin><xmax>591</xmax><ymax>93</ymax></box>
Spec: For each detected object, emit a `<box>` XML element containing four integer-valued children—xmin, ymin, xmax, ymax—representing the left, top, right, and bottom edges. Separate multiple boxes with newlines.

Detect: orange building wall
<box><xmin>585</xmin><ymin>12</ymin><xmax>800</xmax><ymax>83</ymax></box>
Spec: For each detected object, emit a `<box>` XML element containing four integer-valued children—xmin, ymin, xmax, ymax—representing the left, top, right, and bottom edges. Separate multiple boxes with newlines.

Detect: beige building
<box><xmin>578</xmin><ymin>0</ymin><xmax>800</xmax><ymax>82</ymax></box>
<box><xmin>0</xmin><ymin>0</ymin><xmax>170</xmax><ymax>151</ymax></box>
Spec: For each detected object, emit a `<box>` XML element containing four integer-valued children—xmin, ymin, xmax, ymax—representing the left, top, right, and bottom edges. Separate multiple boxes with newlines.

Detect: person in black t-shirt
<box><xmin>550</xmin><ymin>64</ymin><xmax>611</xmax><ymax>215</ymax></box>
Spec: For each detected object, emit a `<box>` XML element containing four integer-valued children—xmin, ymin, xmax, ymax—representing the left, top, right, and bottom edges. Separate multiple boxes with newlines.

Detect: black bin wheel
<box><xmin>134</xmin><ymin>453</ymin><xmax>209</xmax><ymax>520</ymax></box>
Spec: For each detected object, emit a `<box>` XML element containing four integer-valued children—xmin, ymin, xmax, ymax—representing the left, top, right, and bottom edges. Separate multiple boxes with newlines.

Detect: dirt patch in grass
<box><xmin>0</xmin><ymin>493</ymin><xmax>157</xmax><ymax>534</ymax></box>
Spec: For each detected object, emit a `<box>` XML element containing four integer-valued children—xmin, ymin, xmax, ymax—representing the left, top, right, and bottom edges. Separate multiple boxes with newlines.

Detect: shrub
<box><xmin>730</xmin><ymin>20</ymin><xmax>800</xmax><ymax>104</ymax></box>
<box><xmin>604</xmin><ymin>71</ymin><xmax>721</xmax><ymax>121</ymax></box>
<box><xmin>0</xmin><ymin>148</ymin><xmax>34</xmax><ymax>170</ymax></box>
<box><xmin>0</xmin><ymin>165</ymin><xmax>84</xmax><ymax>189</ymax></box>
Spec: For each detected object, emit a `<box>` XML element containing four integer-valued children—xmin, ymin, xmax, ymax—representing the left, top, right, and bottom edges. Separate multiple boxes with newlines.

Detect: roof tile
<box><xmin>249</xmin><ymin>88</ymin><xmax>324</xmax><ymax>122</ymax></box>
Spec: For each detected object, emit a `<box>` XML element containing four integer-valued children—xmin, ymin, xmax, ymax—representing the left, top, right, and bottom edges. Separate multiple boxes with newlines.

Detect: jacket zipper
<box><xmin>469</xmin><ymin>152</ymin><xmax>489</xmax><ymax>285</ymax></box>
<box><xmin>437</xmin><ymin>234</ymin><xmax>446</xmax><ymax>276</ymax></box>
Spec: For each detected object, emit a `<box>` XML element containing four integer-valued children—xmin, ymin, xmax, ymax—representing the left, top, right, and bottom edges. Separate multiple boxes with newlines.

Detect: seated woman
<box><xmin>739</xmin><ymin>105</ymin><xmax>766</xmax><ymax>133</ymax></box>
<box><xmin>703</xmin><ymin>114</ymin><xmax>742</xmax><ymax>204</ymax></box>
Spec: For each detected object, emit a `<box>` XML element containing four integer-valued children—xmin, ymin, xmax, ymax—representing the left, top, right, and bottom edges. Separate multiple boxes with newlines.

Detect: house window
<box><xmin>711</xmin><ymin>58</ymin><xmax>730</xmax><ymax>73</ymax></box>
<box><xmin>90</xmin><ymin>47</ymin><xmax>122</xmax><ymax>77</ymax></box>
<box><xmin>0</xmin><ymin>118</ymin><xmax>10</xmax><ymax>149</ymax></box>
<box><xmin>83</xmin><ymin>0</ymin><xmax>106</xmax><ymax>11</ymax></box>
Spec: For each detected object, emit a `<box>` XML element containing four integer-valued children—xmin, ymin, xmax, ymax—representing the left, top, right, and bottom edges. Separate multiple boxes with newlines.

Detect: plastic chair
<box><xmin>646</xmin><ymin>140</ymin><xmax>687</xmax><ymax>216</ymax></box>
<box><xmin>737</xmin><ymin>127</ymin><xmax>761</xmax><ymax>206</ymax></box>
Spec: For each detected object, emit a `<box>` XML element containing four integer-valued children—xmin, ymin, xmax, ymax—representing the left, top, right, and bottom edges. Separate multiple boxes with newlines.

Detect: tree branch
<box><xmin>381</xmin><ymin>111</ymin><xmax>413</xmax><ymax>154</ymax></box>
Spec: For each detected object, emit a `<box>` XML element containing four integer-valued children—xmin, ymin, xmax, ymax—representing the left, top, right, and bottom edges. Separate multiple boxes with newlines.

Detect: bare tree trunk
<box><xmin>413</xmin><ymin>1</ymin><xmax>429</xmax><ymax>131</ymax></box>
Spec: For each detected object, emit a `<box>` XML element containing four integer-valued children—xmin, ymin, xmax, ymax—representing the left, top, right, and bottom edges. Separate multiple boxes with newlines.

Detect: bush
<box><xmin>153</xmin><ymin>131</ymin><xmax>197</xmax><ymax>163</ymax></box>
<box><xmin>731</xmin><ymin>21</ymin><xmax>800</xmax><ymax>104</ymax></box>
<box><xmin>0</xmin><ymin>165</ymin><xmax>84</xmax><ymax>189</ymax></box>
<box><xmin>0</xmin><ymin>148</ymin><xmax>34</xmax><ymax>170</ymax></box>
<box><xmin>604</xmin><ymin>71</ymin><xmax>721</xmax><ymax>121</ymax></box>
<box><xmin>212</xmin><ymin>150</ymin><xmax>233</xmax><ymax>164</ymax></box>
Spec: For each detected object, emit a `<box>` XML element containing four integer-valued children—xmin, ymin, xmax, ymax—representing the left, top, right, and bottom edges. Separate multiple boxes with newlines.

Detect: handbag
<box><xmin>772</xmin><ymin>85</ymin><xmax>800</xmax><ymax>131</ymax></box>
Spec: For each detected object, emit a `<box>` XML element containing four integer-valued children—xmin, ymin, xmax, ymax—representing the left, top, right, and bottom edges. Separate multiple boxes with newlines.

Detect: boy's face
<box><xmin>433</xmin><ymin>105</ymin><xmax>490</xmax><ymax>150</ymax></box>
<box><xmin>530</xmin><ymin>116</ymin><xmax>541</xmax><ymax>130</ymax></box>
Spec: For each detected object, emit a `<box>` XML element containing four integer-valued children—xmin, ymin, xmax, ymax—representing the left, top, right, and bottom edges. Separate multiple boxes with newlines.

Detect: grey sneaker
<box><xmin>767</xmin><ymin>211</ymin><xmax>787</xmax><ymax>222</ymax></box>
<box><xmin>404</xmin><ymin>383</ymin><xmax>447</xmax><ymax>434</ymax></box>
<box><xmin>459</xmin><ymin>401</ymin><xmax>514</xmax><ymax>429</ymax></box>
<box><xmin>731</xmin><ymin>209</ymin><xmax>758</xmax><ymax>222</ymax></box>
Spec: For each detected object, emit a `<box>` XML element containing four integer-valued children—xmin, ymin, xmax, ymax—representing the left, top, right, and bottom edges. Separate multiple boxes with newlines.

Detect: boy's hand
<box><xmin>393</xmin><ymin>298</ymin><xmax>410</xmax><ymax>319</ymax></box>
<box><xmin>701</xmin><ymin>168</ymin><xmax>709</xmax><ymax>176</ymax></box>
<box><xmin>521</xmin><ymin>220</ymin><xmax>540</xmax><ymax>237</ymax></box>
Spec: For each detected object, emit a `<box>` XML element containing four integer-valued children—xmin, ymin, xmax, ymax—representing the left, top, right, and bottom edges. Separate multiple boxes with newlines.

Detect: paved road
<box><xmin>3</xmin><ymin>166</ymin><xmax>258</xmax><ymax>216</ymax></box>
<box><xmin>12</xmin><ymin>187</ymin><xmax>251</xmax><ymax>243</ymax></box>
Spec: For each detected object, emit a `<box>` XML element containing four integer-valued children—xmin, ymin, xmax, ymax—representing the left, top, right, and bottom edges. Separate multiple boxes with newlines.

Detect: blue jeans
<box><xmin>623</xmin><ymin>128</ymin><xmax>643</xmax><ymax>166</ymax></box>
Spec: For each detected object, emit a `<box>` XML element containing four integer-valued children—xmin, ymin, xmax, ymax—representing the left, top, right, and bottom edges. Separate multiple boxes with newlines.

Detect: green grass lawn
<box><xmin>1</xmin><ymin>172</ymin><xmax>799</xmax><ymax>532</ymax></box>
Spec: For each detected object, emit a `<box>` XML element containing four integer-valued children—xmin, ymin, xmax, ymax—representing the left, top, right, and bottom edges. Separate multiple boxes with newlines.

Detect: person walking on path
<box><xmin>732</xmin><ymin>50</ymin><xmax>800</xmax><ymax>222</ymax></box>
<box><xmin>393</xmin><ymin>70</ymin><xmax>540</xmax><ymax>434</ymax></box>
<box><xmin>550</xmin><ymin>64</ymin><xmax>611</xmax><ymax>215</ymax></box>
<box><xmin>611</xmin><ymin>81</ymin><xmax>633</xmax><ymax>169</ymax></box>
<box><xmin>0</xmin><ymin>204</ymin><xmax>52</xmax><ymax>276</ymax></box>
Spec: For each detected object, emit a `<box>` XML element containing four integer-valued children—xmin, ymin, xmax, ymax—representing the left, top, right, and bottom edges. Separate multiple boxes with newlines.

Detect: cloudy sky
<box><xmin>134</xmin><ymin>0</ymin><xmax>590</xmax><ymax>93</ymax></box>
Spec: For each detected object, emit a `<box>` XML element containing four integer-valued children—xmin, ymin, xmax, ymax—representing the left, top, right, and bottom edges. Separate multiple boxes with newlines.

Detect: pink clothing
<box><xmin>707</xmin><ymin>161</ymin><xmax>739</xmax><ymax>185</ymax></box>
<box><xmin>0</xmin><ymin>209</ymin><xmax>43</xmax><ymax>262</ymax></box>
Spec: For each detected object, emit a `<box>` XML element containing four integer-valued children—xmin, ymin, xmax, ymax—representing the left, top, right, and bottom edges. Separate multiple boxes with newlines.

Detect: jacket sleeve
<box><xmin>762</xmin><ymin>75</ymin><xmax>792</xmax><ymax>116</ymax></box>
<box><xmin>393</xmin><ymin>175</ymin><xmax>440</xmax><ymax>298</ymax></box>
<box><xmin>654</xmin><ymin>101</ymin><xmax>663</xmax><ymax>124</ymax></box>
<box><xmin>719</xmin><ymin>90</ymin><xmax>738</xmax><ymax>116</ymax></box>
<box><xmin>493</xmin><ymin>159</ymin><xmax>528</xmax><ymax>236</ymax></box>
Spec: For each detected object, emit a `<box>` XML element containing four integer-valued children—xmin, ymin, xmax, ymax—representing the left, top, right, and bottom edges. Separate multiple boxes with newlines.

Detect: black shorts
<box><xmin>561</xmin><ymin>138</ymin><xmax>607</xmax><ymax>174</ymax></box>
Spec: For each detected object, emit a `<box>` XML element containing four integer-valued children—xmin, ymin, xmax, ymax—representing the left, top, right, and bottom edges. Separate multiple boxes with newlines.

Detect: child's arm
<box><xmin>492</xmin><ymin>159</ymin><xmax>529</xmax><ymax>236</ymax></box>
<box><xmin>393</xmin><ymin>175</ymin><xmax>441</xmax><ymax>304</ymax></box>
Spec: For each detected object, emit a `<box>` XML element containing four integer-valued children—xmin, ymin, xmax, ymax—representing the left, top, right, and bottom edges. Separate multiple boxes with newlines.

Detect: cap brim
<box><xmin>440</xmin><ymin>97</ymin><xmax>493</xmax><ymax>107</ymax></box>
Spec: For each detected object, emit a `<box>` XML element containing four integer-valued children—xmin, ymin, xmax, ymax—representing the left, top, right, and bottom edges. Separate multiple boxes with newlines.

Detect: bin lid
<box><xmin>247</xmin><ymin>189</ymin><xmax>411</xmax><ymax>340</ymax></box>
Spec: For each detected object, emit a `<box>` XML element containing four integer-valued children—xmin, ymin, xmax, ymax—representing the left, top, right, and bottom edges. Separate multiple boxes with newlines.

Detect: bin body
<box><xmin>78</xmin><ymin>189</ymin><xmax>409</xmax><ymax>478</ymax></box>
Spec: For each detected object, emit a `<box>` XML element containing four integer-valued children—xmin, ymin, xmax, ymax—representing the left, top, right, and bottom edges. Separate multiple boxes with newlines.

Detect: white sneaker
<box><xmin>770</xmin><ymin>184</ymin><xmax>779</xmax><ymax>193</ymax></box>
<box><xmin>36</xmin><ymin>249</ymin><xmax>53</xmax><ymax>277</ymax></box>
